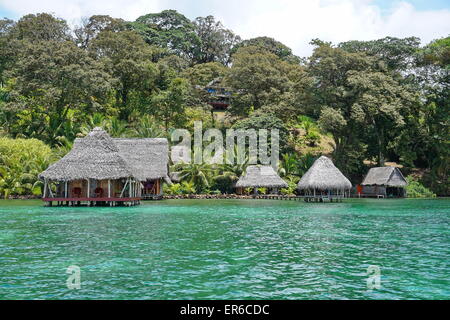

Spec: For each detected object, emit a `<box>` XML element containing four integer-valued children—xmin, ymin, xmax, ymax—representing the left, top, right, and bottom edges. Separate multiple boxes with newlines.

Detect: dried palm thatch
<box><xmin>114</xmin><ymin>138</ymin><xmax>169</xmax><ymax>182</ymax></box>
<box><xmin>39</xmin><ymin>127</ymin><xmax>170</xmax><ymax>182</ymax></box>
<box><xmin>297</xmin><ymin>156</ymin><xmax>352</xmax><ymax>190</ymax></box>
<box><xmin>236</xmin><ymin>165</ymin><xmax>288</xmax><ymax>188</ymax></box>
<box><xmin>361</xmin><ymin>167</ymin><xmax>407</xmax><ymax>187</ymax></box>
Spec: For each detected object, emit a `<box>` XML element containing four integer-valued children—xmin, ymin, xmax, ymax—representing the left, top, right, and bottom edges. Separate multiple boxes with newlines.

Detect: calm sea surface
<box><xmin>0</xmin><ymin>198</ymin><xmax>448</xmax><ymax>300</ymax></box>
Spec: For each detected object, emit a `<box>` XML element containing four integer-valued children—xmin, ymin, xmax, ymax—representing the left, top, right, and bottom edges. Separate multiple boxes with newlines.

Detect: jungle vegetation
<box><xmin>0</xmin><ymin>11</ymin><xmax>448</xmax><ymax>197</ymax></box>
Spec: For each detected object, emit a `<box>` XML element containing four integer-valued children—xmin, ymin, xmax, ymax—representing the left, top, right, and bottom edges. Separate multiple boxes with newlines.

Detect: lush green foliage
<box><xmin>406</xmin><ymin>176</ymin><xmax>437</xmax><ymax>198</ymax></box>
<box><xmin>163</xmin><ymin>181</ymin><xmax>196</xmax><ymax>195</ymax></box>
<box><xmin>0</xmin><ymin>137</ymin><xmax>53</xmax><ymax>198</ymax></box>
<box><xmin>0</xmin><ymin>11</ymin><xmax>448</xmax><ymax>196</ymax></box>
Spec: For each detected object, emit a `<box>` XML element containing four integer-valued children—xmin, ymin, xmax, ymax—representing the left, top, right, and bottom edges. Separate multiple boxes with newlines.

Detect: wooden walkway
<box><xmin>42</xmin><ymin>197</ymin><xmax>141</xmax><ymax>207</ymax></box>
<box><xmin>252</xmin><ymin>195</ymin><xmax>345</xmax><ymax>202</ymax></box>
<box><xmin>142</xmin><ymin>194</ymin><xmax>163</xmax><ymax>200</ymax></box>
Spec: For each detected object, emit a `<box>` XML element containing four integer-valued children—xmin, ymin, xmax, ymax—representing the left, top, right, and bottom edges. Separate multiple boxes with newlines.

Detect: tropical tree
<box><xmin>226</xmin><ymin>45</ymin><xmax>309</xmax><ymax>117</ymax></box>
<box><xmin>75</xmin><ymin>15</ymin><xmax>126</xmax><ymax>48</ymax></box>
<box><xmin>181</xmin><ymin>62</ymin><xmax>228</xmax><ymax>86</ymax></box>
<box><xmin>89</xmin><ymin>30</ymin><xmax>158</xmax><ymax>120</ymax></box>
<box><xmin>173</xmin><ymin>162</ymin><xmax>214</xmax><ymax>193</ymax></box>
<box><xmin>132</xmin><ymin>115</ymin><xmax>166</xmax><ymax>138</ymax></box>
<box><xmin>149</xmin><ymin>77</ymin><xmax>189</xmax><ymax>130</ymax></box>
<box><xmin>130</xmin><ymin>10</ymin><xmax>200</xmax><ymax>60</ymax></box>
<box><xmin>11</xmin><ymin>13</ymin><xmax>71</xmax><ymax>42</ymax></box>
<box><xmin>231</xmin><ymin>36</ymin><xmax>300</xmax><ymax>63</ymax></box>
<box><xmin>3</xmin><ymin>40</ymin><xmax>112</xmax><ymax>145</ymax></box>
<box><xmin>193</xmin><ymin>15</ymin><xmax>241</xmax><ymax>65</ymax></box>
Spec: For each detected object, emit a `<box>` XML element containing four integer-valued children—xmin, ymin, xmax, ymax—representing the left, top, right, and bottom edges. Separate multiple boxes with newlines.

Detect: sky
<box><xmin>0</xmin><ymin>0</ymin><xmax>449</xmax><ymax>57</ymax></box>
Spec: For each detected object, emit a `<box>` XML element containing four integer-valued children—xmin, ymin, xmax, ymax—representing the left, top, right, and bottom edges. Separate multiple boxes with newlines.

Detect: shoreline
<box><xmin>2</xmin><ymin>194</ymin><xmax>446</xmax><ymax>200</ymax></box>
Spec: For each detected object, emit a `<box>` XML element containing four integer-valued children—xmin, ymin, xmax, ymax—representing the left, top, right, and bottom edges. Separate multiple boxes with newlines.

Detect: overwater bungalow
<box><xmin>297</xmin><ymin>156</ymin><xmax>352</xmax><ymax>202</ymax></box>
<box><xmin>236</xmin><ymin>165</ymin><xmax>288</xmax><ymax>195</ymax></box>
<box><xmin>360</xmin><ymin>167</ymin><xmax>408</xmax><ymax>198</ymax></box>
<box><xmin>39</xmin><ymin>127</ymin><xmax>170</xmax><ymax>206</ymax></box>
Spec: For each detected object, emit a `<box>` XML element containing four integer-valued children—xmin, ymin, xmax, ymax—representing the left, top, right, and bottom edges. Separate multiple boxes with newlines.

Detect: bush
<box><xmin>280</xmin><ymin>177</ymin><xmax>298</xmax><ymax>195</ymax></box>
<box><xmin>0</xmin><ymin>137</ymin><xmax>53</xmax><ymax>198</ymax></box>
<box><xmin>406</xmin><ymin>176</ymin><xmax>437</xmax><ymax>198</ymax></box>
<box><xmin>163</xmin><ymin>181</ymin><xmax>196</xmax><ymax>195</ymax></box>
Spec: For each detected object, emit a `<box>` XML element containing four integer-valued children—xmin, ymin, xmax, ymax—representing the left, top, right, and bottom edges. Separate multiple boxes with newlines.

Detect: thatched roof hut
<box><xmin>297</xmin><ymin>156</ymin><xmax>352</xmax><ymax>191</ymax></box>
<box><xmin>236</xmin><ymin>165</ymin><xmax>288</xmax><ymax>189</ymax></box>
<box><xmin>361</xmin><ymin>167</ymin><xmax>407</xmax><ymax>187</ymax></box>
<box><xmin>39</xmin><ymin>128</ymin><xmax>170</xmax><ymax>182</ymax></box>
<box><xmin>39</xmin><ymin>127</ymin><xmax>136</xmax><ymax>181</ymax></box>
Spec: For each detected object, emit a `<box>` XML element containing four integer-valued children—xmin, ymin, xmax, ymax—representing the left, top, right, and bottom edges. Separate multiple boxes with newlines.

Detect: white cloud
<box><xmin>0</xmin><ymin>0</ymin><xmax>161</xmax><ymax>25</ymax></box>
<box><xmin>1</xmin><ymin>0</ymin><xmax>449</xmax><ymax>56</ymax></box>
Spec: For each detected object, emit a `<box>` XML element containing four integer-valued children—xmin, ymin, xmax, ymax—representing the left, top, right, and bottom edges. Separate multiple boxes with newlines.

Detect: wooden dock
<box><xmin>252</xmin><ymin>195</ymin><xmax>345</xmax><ymax>202</ymax></box>
<box><xmin>42</xmin><ymin>197</ymin><xmax>141</xmax><ymax>207</ymax></box>
<box><xmin>142</xmin><ymin>194</ymin><xmax>163</xmax><ymax>201</ymax></box>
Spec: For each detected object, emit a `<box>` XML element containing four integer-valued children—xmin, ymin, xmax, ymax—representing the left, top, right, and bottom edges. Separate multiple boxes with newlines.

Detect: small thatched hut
<box><xmin>236</xmin><ymin>165</ymin><xmax>288</xmax><ymax>195</ymax></box>
<box><xmin>39</xmin><ymin>127</ymin><xmax>170</xmax><ymax>206</ymax></box>
<box><xmin>361</xmin><ymin>167</ymin><xmax>407</xmax><ymax>198</ymax></box>
<box><xmin>297</xmin><ymin>156</ymin><xmax>352</xmax><ymax>199</ymax></box>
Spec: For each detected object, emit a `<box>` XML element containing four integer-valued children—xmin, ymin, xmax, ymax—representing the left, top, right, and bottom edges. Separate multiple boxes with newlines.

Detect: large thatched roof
<box><xmin>297</xmin><ymin>156</ymin><xmax>352</xmax><ymax>190</ymax></box>
<box><xmin>114</xmin><ymin>138</ymin><xmax>169</xmax><ymax>182</ymax></box>
<box><xmin>39</xmin><ymin>128</ymin><xmax>169</xmax><ymax>182</ymax></box>
<box><xmin>361</xmin><ymin>167</ymin><xmax>407</xmax><ymax>187</ymax></box>
<box><xmin>236</xmin><ymin>165</ymin><xmax>288</xmax><ymax>188</ymax></box>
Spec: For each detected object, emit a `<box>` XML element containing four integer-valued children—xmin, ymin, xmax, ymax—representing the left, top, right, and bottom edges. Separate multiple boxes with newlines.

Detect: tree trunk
<box><xmin>119</xmin><ymin>89</ymin><xmax>129</xmax><ymax>120</ymax></box>
<box><xmin>210</xmin><ymin>109</ymin><xmax>215</xmax><ymax>127</ymax></box>
<box><xmin>377</xmin><ymin>127</ymin><xmax>385</xmax><ymax>167</ymax></box>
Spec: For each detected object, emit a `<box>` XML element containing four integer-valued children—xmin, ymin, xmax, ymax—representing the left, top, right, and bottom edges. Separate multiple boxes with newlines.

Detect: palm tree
<box><xmin>278</xmin><ymin>153</ymin><xmax>299</xmax><ymax>177</ymax></box>
<box><xmin>296</xmin><ymin>115</ymin><xmax>321</xmax><ymax>146</ymax></box>
<box><xmin>79</xmin><ymin>113</ymin><xmax>108</xmax><ymax>135</ymax></box>
<box><xmin>106</xmin><ymin>117</ymin><xmax>130</xmax><ymax>137</ymax></box>
<box><xmin>132</xmin><ymin>115</ymin><xmax>166</xmax><ymax>138</ymax></box>
<box><xmin>297</xmin><ymin>153</ymin><xmax>316</xmax><ymax>176</ymax></box>
<box><xmin>173</xmin><ymin>162</ymin><xmax>214</xmax><ymax>193</ymax></box>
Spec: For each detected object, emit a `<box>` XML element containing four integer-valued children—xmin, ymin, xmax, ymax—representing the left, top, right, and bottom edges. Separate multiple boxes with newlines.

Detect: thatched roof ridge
<box><xmin>236</xmin><ymin>165</ymin><xmax>288</xmax><ymax>188</ymax></box>
<box><xmin>361</xmin><ymin>167</ymin><xmax>407</xmax><ymax>187</ymax></box>
<box><xmin>39</xmin><ymin>127</ymin><xmax>135</xmax><ymax>181</ymax></box>
<box><xmin>297</xmin><ymin>156</ymin><xmax>352</xmax><ymax>190</ymax></box>
<box><xmin>114</xmin><ymin>138</ymin><xmax>169</xmax><ymax>181</ymax></box>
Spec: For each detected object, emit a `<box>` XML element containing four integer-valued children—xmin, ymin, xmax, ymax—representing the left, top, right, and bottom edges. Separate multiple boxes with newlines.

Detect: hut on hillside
<box><xmin>297</xmin><ymin>156</ymin><xmax>352</xmax><ymax>202</ymax></box>
<box><xmin>236</xmin><ymin>165</ymin><xmax>288</xmax><ymax>195</ymax></box>
<box><xmin>39</xmin><ymin>127</ymin><xmax>170</xmax><ymax>206</ymax></box>
<box><xmin>361</xmin><ymin>167</ymin><xmax>408</xmax><ymax>198</ymax></box>
<box><xmin>198</xmin><ymin>78</ymin><xmax>232</xmax><ymax>110</ymax></box>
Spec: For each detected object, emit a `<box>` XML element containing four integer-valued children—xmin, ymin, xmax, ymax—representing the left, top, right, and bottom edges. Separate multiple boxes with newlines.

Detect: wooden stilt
<box><xmin>43</xmin><ymin>179</ymin><xmax>48</xmax><ymax>198</ymax></box>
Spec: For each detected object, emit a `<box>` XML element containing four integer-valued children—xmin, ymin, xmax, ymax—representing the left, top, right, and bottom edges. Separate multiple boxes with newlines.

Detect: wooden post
<box><xmin>108</xmin><ymin>180</ymin><xmax>111</xmax><ymax>198</ymax></box>
<box><xmin>48</xmin><ymin>180</ymin><xmax>54</xmax><ymax>198</ymax></box>
<box><xmin>119</xmin><ymin>179</ymin><xmax>129</xmax><ymax>198</ymax></box>
<box><xmin>64</xmin><ymin>181</ymin><xmax>68</xmax><ymax>198</ymax></box>
<box><xmin>87</xmin><ymin>179</ymin><xmax>90</xmax><ymax>198</ymax></box>
<box><xmin>43</xmin><ymin>179</ymin><xmax>47</xmax><ymax>198</ymax></box>
<box><xmin>130</xmin><ymin>179</ymin><xmax>133</xmax><ymax>198</ymax></box>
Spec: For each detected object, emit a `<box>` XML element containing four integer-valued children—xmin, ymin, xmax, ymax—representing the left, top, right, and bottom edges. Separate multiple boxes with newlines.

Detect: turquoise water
<box><xmin>0</xmin><ymin>198</ymin><xmax>448</xmax><ymax>300</ymax></box>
